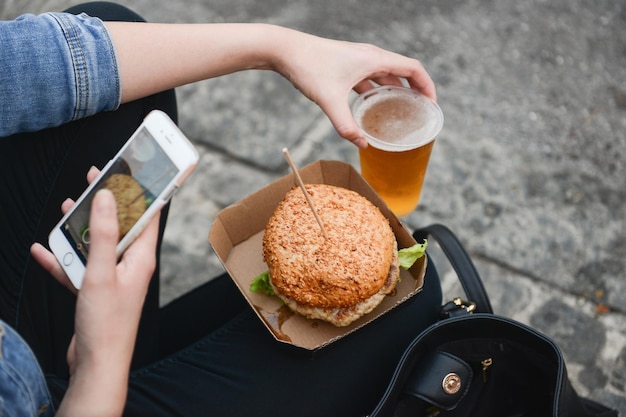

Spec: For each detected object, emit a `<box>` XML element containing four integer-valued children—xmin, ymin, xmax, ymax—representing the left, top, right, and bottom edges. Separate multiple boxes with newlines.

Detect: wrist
<box><xmin>57</xmin><ymin>356</ymin><xmax>130</xmax><ymax>417</ymax></box>
<box><xmin>255</xmin><ymin>24</ymin><xmax>308</xmax><ymax>77</ymax></box>
<box><xmin>236</xmin><ymin>23</ymin><xmax>292</xmax><ymax>72</ymax></box>
<box><xmin>59</xmin><ymin>372</ymin><xmax>128</xmax><ymax>417</ymax></box>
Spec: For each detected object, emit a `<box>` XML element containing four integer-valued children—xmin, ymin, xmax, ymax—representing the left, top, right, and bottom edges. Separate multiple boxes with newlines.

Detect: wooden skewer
<box><xmin>282</xmin><ymin>148</ymin><xmax>328</xmax><ymax>239</ymax></box>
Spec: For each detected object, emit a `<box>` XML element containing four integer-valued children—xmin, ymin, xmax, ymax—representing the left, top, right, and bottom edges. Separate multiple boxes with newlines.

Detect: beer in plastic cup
<box><xmin>352</xmin><ymin>86</ymin><xmax>443</xmax><ymax>217</ymax></box>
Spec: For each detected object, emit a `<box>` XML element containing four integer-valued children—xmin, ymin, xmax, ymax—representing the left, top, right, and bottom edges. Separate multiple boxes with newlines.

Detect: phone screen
<box><xmin>61</xmin><ymin>127</ymin><xmax>178</xmax><ymax>263</ymax></box>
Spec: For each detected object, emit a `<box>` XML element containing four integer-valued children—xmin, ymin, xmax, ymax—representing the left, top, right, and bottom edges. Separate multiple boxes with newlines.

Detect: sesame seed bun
<box><xmin>263</xmin><ymin>184</ymin><xmax>398</xmax><ymax>326</ymax></box>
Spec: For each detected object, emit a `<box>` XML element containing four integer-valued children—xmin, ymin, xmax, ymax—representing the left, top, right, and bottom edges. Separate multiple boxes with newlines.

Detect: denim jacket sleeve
<box><xmin>0</xmin><ymin>12</ymin><xmax>121</xmax><ymax>137</ymax></box>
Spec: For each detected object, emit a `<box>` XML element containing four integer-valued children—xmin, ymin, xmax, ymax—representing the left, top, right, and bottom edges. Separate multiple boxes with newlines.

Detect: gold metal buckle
<box><xmin>452</xmin><ymin>297</ymin><xmax>476</xmax><ymax>314</ymax></box>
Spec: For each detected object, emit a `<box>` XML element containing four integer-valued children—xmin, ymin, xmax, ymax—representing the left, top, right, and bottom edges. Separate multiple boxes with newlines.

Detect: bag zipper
<box><xmin>481</xmin><ymin>357</ymin><xmax>493</xmax><ymax>383</ymax></box>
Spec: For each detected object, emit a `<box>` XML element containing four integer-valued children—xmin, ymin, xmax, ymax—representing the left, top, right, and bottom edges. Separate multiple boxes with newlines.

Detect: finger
<box><xmin>30</xmin><ymin>243</ymin><xmax>78</xmax><ymax>294</ymax></box>
<box><xmin>59</xmin><ymin>167</ymin><xmax>102</xmax><ymax>216</ymax></box>
<box><xmin>87</xmin><ymin>166</ymin><xmax>101</xmax><ymax>184</ymax></box>
<box><xmin>369</xmin><ymin>52</ymin><xmax>436</xmax><ymax>101</ymax></box>
<box><xmin>61</xmin><ymin>198</ymin><xmax>75</xmax><ymax>215</ymax></box>
<box><xmin>118</xmin><ymin>212</ymin><xmax>160</xmax><ymax>286</ymax></box>
<box><xmin>403</xmin><ymin>63</ymin><xmax>437</xmax><ymax>101</ymax></box>
<box><xmin>84</xmin><ymin>189</ymin><xmax>119</xmax><ymax>285</ymax></box>
<box><xmin>367</xmin><ymin>75</ymin><xmax>406</xmax><ymax>89</ymax></box>
<box><xmin>126</xmin><ymin>212</ymin><xmax>160</xmax><ymax>258</ymax></box>
<box><xmin>314</xmin><ymin>89</ymin><xmax>368</xmax><ymax>149</ymax></box>
<box><xmin>325</xmin><ymin>101</ymin><xmax>368</xmax><ymax>149</ymax></box>
<box><xmin>353</xmin><ymin>79</ymin><xmax>376</xmax><ymax>95</ymax></box>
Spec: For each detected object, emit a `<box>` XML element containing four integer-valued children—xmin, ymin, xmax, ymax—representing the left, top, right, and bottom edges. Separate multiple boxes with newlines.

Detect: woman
<box><xmin>1</xmin><ymin>2</ymin><xmax>441</xmax><ymax>415</ymax></box>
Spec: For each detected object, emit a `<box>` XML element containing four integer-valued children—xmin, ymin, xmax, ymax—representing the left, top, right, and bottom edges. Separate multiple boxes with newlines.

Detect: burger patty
<box><xmin>263</xmin><ymin>184</ymin><xmax>398</xmax><ymax>325</ymax></box>
<box><xmin>271</xmin><ymin>241</ymin><xmax>399</xmax><ymax>327</ymax></box>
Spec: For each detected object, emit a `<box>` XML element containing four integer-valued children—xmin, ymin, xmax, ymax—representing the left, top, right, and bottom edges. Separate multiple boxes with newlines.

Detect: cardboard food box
<box><xmin>208</xmin><ymin>160</ymin><xmax>426</xmax><ymax>350</ymax></box>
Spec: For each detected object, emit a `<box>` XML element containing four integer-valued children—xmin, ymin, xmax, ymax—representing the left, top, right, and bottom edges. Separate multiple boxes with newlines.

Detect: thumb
<box><xmin>84</xmin><ymin>189</ymin><xmax>119</xmax><ymax>284</ymax></box>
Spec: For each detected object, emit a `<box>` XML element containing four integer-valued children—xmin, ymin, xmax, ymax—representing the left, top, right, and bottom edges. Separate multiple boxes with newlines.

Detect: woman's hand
<box><xmin>269</xmin><ymin>29</ymin><xmax>437</xmax><ymax>148</ymax></box>
<box><xmin>30</xmin><ymin>167</ymin><xmax>159</xmax><ymax>417</ymax></box>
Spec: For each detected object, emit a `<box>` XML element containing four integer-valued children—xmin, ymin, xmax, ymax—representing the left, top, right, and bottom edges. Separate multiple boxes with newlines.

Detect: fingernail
<box><xmin>94</xmin><ymin>189</ymin><xmax>116</xmax><ymax>216</ymax></box>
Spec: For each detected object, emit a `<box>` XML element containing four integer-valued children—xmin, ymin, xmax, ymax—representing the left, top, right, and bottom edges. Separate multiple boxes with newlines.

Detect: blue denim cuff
<box><xmin>0</xmin><ymin>12</ymin><xmax>121</xmax><ymax>137</ymax></box>
<box><xmin>48</xmin><ymin>12</ymin><xmax>121</xmax><ymax>119</ymax></box>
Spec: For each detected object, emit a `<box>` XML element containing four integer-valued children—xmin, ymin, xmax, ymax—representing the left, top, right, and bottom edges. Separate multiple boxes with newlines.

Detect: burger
<box><xmin>251</xmin><ymin>184</ymin><xmax>426</xmax><ymax>327</ymax></box>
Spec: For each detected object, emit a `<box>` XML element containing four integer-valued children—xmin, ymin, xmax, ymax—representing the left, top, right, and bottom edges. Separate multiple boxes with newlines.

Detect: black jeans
<box><xmin>1</xmin><ymin>3</ymin><xmax>443</xmax><ymax>416</ymax></box>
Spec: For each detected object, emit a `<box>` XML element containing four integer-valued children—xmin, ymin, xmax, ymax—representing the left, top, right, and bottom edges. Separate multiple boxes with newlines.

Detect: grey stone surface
<box><xmin>3</xmin><ymin>0</ymin><xmax>625</xmax><ymax>413</ymax></box>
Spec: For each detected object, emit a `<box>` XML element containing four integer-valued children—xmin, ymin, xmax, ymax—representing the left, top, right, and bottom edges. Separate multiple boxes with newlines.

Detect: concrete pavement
<box><xmin>3</xmin><ymin>0</ymin><xmax>625</xmax><ymax>413</ymax></box>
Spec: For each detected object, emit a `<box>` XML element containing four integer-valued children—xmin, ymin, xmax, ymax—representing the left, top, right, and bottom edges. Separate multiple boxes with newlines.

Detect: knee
<box><xmin>63</xmin><ymin>1</ymin><xmax>146</xmax><ymax>22</ymax></box>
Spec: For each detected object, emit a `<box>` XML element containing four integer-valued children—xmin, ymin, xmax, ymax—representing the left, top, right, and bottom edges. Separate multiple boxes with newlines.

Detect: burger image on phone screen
<box><xmin>257</xmin><ymin>184</ymin><xmax>417</xmax><ymax>327</ymax></box>
<box><xmin>103</xmin><ymin>173</ymin><xmax>147</xmax><ymax>238</ymax></box>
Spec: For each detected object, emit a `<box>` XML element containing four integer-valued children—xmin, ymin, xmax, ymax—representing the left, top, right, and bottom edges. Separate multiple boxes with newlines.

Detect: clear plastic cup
<box><xmin>352</xmin><ymin>86</ymin><xmax>444</xmax><ymax>217</ymax></box>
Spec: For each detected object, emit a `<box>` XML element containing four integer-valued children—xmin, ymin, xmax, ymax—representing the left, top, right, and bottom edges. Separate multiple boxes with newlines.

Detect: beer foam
<box><xmin>353</xmin><ymin>89</ymin><xmax>443</xmax><ymax>151</ymax></box>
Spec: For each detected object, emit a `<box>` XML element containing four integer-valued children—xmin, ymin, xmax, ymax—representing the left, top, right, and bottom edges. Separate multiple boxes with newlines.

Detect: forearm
<box><xmin>106</xmin><ymin>20</ymin><xmax>435</xmax><ymax>147</ymax></box>
<box><xmin>106</xmin><ymin>22</ymin><xmax>290</xmax><ymax>103</ymax></box>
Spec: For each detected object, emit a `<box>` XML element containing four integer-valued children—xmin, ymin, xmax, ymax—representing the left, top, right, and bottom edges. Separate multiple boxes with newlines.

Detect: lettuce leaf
<box><xmin>398</xmin><ymin>240</ymin><xmax>428</xmax><ymax>270</ymax></box>
<box><xmin>250</xmin><ymin>270</ymin><xmax>275</xmax><ymax>296</ymax></box>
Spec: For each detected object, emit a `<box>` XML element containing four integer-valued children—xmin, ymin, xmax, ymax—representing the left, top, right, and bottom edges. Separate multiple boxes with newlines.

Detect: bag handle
<box><xmin>413</xmin><ymin>224</ymin><xmax>493</xmax><ymax>314</ymax></box>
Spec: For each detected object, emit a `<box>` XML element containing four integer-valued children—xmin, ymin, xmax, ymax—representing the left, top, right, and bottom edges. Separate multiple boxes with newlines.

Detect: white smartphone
<box><xmin>48</xmin><ymin>110</ymin><xmax>199</xmax><ymax>289</ymax></box>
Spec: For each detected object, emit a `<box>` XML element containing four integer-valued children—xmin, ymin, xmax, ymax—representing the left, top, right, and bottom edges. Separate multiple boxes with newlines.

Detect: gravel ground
<box><xmin>3</xmin><ymin>0</ymin><xmax>625</xmax><ymax>413</ymax></box>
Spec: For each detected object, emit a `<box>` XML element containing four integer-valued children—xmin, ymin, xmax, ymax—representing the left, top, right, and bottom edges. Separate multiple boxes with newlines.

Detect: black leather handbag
<box><xmin>370</xmin><ymin>224</ymin><xmax>619</xmax><ymax>417</ymax></box>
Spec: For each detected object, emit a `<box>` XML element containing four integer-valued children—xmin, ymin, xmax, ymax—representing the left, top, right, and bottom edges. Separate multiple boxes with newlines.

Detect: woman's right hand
<box><xmin>267</xmin><ymin>28</ymin><xmax>437</xmax><ymax>148</ymax></box>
